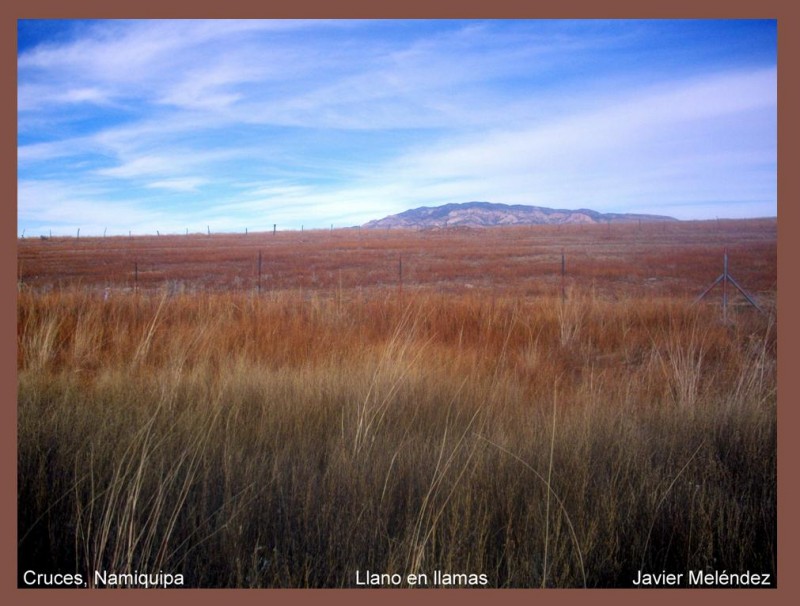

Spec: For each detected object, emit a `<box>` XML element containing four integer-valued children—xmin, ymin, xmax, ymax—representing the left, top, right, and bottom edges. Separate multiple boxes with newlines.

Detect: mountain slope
<box><xmin>362</xmin><ymin>202</ymin><xmax>677</xmax><ymax>229</ymax></box>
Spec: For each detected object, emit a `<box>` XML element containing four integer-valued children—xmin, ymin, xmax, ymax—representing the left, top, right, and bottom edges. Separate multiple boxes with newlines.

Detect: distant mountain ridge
<box><xmin>362</xmin><ymin>202</ymin><xmax>678</xmax><ymax>229</ymax></box>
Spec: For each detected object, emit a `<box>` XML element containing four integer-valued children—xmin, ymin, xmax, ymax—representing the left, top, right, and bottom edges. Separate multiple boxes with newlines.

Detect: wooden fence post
<box><xmin>258</xmin><ymin>250</ymin><xmax>263</xmax><ymax>294</ymax></box>
<box><xmin>398</xmin><ymin>255</ymin><xmax>403</xmax><ymax>305</ymax></box>
<box><xmin>695</xmin><ymin>248</ymin><xmax>763</xmax><ymax>318</ymax></box>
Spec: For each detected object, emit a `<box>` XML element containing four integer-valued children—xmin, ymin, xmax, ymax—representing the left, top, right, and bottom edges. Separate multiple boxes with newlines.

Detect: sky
<box><xmin>17</xmin><ymin>19</ymin><xmax>777</xmax><ymax>236</ymax></box>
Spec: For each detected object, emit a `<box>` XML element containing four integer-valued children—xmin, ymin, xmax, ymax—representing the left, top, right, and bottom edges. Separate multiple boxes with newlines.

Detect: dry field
<box><xmin>17</xmin><ymin>219</ymin><xmax>777</xmax><ymax>588</ymax></box>
<box><xmin>18</xmin><ymin>219</ymin><xmax>776</xmax><ymax>299</ymax></box>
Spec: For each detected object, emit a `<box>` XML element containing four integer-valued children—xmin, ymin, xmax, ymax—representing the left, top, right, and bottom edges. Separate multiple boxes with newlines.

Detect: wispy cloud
<box><xmin>18</xmin><ymin>179</ymin><xmax>171</xmax><ymax>235</ymax></box>
<box><xmin>18</xmin><ymin>19</ymin><xmax>777</xmax><ymax>235</ymax></box>
<box><xmin>146</xmin><ymin>177</ymin><xmax>209</xmax><ymax>192</ymax></box>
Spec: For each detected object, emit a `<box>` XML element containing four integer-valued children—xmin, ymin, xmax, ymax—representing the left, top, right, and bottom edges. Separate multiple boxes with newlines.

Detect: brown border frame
<box><xmin>3</xmin><ymin>3</ymin><xmax>794</xmax><ymax>605</ymax></box>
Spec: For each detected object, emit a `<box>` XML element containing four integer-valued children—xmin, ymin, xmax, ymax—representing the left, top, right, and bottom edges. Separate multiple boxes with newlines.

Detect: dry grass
<box><xmin>17</xmin><ymin>276</ymin><xmax>776</xmax><ymax>587</ymax></box>
<box><xmin>18</xmin><ymin>219</ymin><xmax>776</xmax><ymax>299</ymax></box>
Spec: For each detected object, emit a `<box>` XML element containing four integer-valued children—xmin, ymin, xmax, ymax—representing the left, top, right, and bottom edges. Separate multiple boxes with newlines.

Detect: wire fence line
<box><xmin>16</xmin><ymin>221</ymin><xmax>777</xmax><ymax>317</ymax></box>
<box><xmin>17</xmin><ymin>247</ymin><xmax>773</xmax><ymax>320</ymax></box>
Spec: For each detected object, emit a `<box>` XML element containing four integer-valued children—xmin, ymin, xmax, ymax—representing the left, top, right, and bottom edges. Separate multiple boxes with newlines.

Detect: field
<box><xmin>17</xmin><ymin>219</ymin><xmax>777</xmax><ymax>588</ymax></box>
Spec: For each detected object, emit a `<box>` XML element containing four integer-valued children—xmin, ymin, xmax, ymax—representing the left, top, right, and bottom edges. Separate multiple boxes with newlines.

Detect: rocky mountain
<box><xmin>362</xmin><ymin>202</ymin><xmax>677</xmax><ymax>229</ymax></box>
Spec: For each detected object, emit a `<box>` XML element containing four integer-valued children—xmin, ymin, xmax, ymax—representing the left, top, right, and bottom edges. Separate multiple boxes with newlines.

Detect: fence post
<box><xmin>258</xmin><ymin>250</ymin><xmax>262</xmax><ymax>294</ymax></box>
<box><xmin>398</xmin><ymin>255</ymin><xmax>403</xmax><ymax>304</ymax></box>
<box><xmin>723</xmin><ymin>248</ymin><xmax>728</xmax><ymax>323</ymax></box>
<box><xmin>694</xmin><ymin>248</ymin><xmax>763</xmax><ymax>318</ymax></box>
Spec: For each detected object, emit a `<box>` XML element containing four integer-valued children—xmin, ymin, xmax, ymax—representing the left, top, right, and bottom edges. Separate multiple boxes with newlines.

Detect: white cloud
<box><xmin>95</xmin><ymin>147</ymin><xmax>246</xmax><ymax>181</ymax></box>
<box><xmin>17</xmin><ymin>179</ymin><xmax>170</xmax><ymax>235</ymax></box>
<box><xmin>146</xmin><ymin>177</ymin><xmax>208</xmax><ymax>192</ymax></box>
<box><xmin>353</xmin><ymin>67</ymin><xmax>777</xmax><ymax>215</ymax></box>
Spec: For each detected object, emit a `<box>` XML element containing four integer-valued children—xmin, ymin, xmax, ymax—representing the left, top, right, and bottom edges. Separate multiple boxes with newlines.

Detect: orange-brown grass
<box><xmin>18</xmin><ymin>219</ymin><xmax>776</xmax><ymax>301</ymax></box>
<box><xmin>18</xmin><ymin>281</ymin><xmax>776</xmax><ymax>587</ymax></box>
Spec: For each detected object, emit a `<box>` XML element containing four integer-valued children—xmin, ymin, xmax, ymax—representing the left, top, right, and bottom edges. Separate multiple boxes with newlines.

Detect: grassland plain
<box><xmin>17</xmin><ymin>220</ymin><xmax>776</xmax><ymax>588</ymax></box>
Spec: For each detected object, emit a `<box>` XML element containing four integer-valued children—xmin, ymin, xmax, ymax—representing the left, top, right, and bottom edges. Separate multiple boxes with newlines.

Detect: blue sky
<box><xmin>17</xmin><ymin>19</ymin><xmax>777</xmax><ymax>236</ymax></box>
